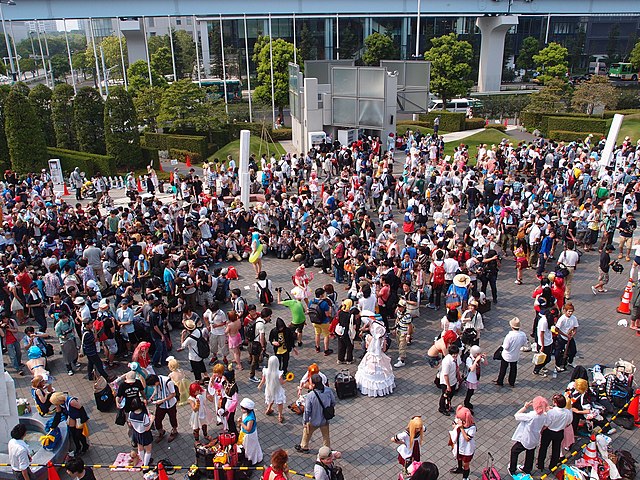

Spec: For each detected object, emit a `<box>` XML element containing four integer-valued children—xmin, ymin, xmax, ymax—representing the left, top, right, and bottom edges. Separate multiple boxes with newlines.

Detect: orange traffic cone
<box><xmin>137</xmin><ymin>177</ymin><xmax>143</xmax><ymax>193</ymax></box>
<box><xmin>63</xmin><ymin>183</ymin><xmax>70</xmax><ymax>196</ymax></box>
<box><xmin>582</xmin><ymin>433</ymin><xmax>598</xmax><ymax>466</ymax></box>
<box><xmin>157</xmin><ymin>462</ymin><xmax>170</xmax><ymax>480</ymax></box>
<box><xmin>47</xmin><ymin>461</ymin><xmax>61</xmax><ymax>480</ymax></box>
<box><xmin>158</xmin><ymin>161</ymin><xmax>164</xmax><ymax>172</ymax></box>
<box><xmin>617</xmin><ymin>279</ymin><xmax>634</xmax><ymax>314</ymax></box>
<box><xmin>628</xmin><ymin>389</ymin><xmax>640</xmax><ymax>426</ymax></box>
<box><xmin>186</xmin><ymin>155</ymin><xmax>192</xmax><ymax>168</ymax></box>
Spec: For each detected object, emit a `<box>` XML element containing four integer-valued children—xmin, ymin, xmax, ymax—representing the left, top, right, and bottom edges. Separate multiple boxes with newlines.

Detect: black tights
<box><xmin>70</xmin><ymin>427</ymin><xmax>88</xmax><ymax>453</ymax></box>
<box><xmin>464</xmin><ymin>388</ymin><xmax>475</xmax><ymax>409</ymax></box>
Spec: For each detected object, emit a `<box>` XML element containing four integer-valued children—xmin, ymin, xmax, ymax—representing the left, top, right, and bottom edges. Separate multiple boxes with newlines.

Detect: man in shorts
<box><xmin>309</xmin><ymin>288</ymin><xmax>333</xmax><ymax>356</ymax></box>
<box><xmin>204</xmin><ymin>301</ymin><xmax>228</xmax><ymax>365</ymax></box>
<box><xmin>277</xmin><ymin>288</ymin><xmax>306</xmax><ymax>346</ymax></box>
<box><xmin>592</xmin><ymin>245</ymin><xmax>614</xmax><ymax>295</ymax></box>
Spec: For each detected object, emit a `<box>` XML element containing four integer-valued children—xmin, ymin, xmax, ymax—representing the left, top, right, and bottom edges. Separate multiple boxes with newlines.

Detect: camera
<box><xmin>275</xmin><ymin>287</ymin><xmax>283</xmax><ymax>293</ymax></box>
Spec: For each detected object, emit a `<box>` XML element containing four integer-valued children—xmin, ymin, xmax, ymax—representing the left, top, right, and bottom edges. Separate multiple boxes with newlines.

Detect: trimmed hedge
<box><xmin>418</xmin><ymin>111</ymin><xmax>465</xmax><ymax>132</ymax></box>
<box><xmin>545</xmin><ymin>117</ymin><xmax>606</xmax><ymax>137</ymax></box>
<box><xmin>603</xmin><ymin>109</ymin><xmax>640</xmax><ymax>118</ymax></box>
<box><xmin>141</xmin><ymin>146</ymin><xmax>160</xmax><ymax>170</ymax></box>
<box><xmin>271</xmin><ymin>128</ymin><xmax>292</xmax><ymax>141</ymax></box>
<box><xmin>144</xmin><ymin>133</ymin><xmax>208</xmax><ymax>159</ymax></box>
<box><xmin>169</xmin><ymin>148</ymin><xmax>202</xmax><ymax>164</ymax></box>
<box><xmin>521</xmin><ymin>112</ymin><xmax>602</xmax><ymax>136</ymax></box>
<box><xmin>485</xmin><ymin>123</ymin><xmax>507</xmax><ymax>132</ymax></box>
<box><xmin>397</xmin><ymin>120</ymin><xmax>431</xmax><ymax>127</ymax></box>
<box><xmin>47</xmin><ymin>147</ymin><xmax>114</xmax><ymax>176</ymax></box>
<box><xmin>228</xmin><ymin>122</ymin><xmax>270</xmax><ymax>139</ymax></box>
<box><xmin>548</xmin><ymin>130</ymin><xmax>605</xmax><ymax>142</ymax></box>
<box><xmin>464</xmin><ymin>118</ymin><xmax>486</xmax><ymax>130</ymax></box>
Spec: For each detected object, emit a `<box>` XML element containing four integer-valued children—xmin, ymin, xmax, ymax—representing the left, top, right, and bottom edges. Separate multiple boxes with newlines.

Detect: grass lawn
<box><xmin>616</xmin><ymin>113</ymin><xmax>640</xmax><ymax>143</ymax></box>
<box><xmin>208</xmin><ymin>137</ymin><xmax>285</xmax><ymax>163</ymax></box>
<box><xmin>443</xmin><ymin>129</ymin><xmax>517</xmax><ymax>161</ymax></box>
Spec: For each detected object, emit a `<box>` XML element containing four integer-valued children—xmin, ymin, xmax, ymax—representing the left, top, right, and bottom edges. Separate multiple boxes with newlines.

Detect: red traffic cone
<box><xmin>617</xmin><ymin>279</ymin><xmax>634</xmax><ymax>314</ymax></box>
<box><xmin>628</xmin><ymin>389</ymin><xmax>640</xmax><ymax>426</ymax></box>
<box><xmin>169</xmin><ymin>171</ymin><xmax>174</xmax><ymax>184</ymax></box>
<box><xmin>63</xmin><ymin>183</ymin><xmax>70</xmax><ymax>197</ymax></box>
<box><xmin>158</xmin><ymin>161</ymin><xmax>164</xmax><ymax>172</ymax></box>
<box><xmin>186</xmin><ymin>155</ymin><xmax>192</xmax><ymax>168</ymax></box>
<box><xmin>47</xmin><ymin>461</ymin><xmax>61</xmax><ymax>480</ymax></box>
<box><xmin>157</xmin><ymin>461</ymin><xmax>170</xmax><ymax>480</ymax></box>
<box><xmin>137</xmin><ymin>177</ymin><xmax>143</xmax><ymax>193</ymax></box>
<box><xmin>582</xmin><ymin>433</ymin><xmax>598</xmax><ymax>466</ymax></box>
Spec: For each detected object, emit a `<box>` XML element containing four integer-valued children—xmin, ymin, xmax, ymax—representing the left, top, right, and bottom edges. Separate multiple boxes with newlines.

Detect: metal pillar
<box><xmin>168</xmin><ymin>16</ymin><xmax>177</xmax><ymax>81</ymax></box>
<box><xmin>415</xmin><ymin>0</ymin><xmax>421</xmax><ymax>57</ymax></box>
<box><xmin>219</xmin><ymin>15</ymin><xmax>228</xmax><ymax>114</ymax></box>
<box><xmin>89</xmin><ymin>18</ymin><xmax>102</xmax><ymax>95</ymax></box>
<box><xmin>268</xmin><ymin>14</ymin><xmax>275</xmax><ymax>128</ymax></box>
<box><xmin>10</xmin><ymin>21</ymin><xmax>20</xmax><ymax>80</ymax></box>
<box><xmin>324</xmin><ymin>18</ymin><xmax>334</xmax><ymax>59</ymax></box>
<box><xmin>142</xmin><ymin>16</ymin><xmax>152</xmax><ymax>86</ymax></box>
<box><xmin>0</xmin><ymin>4</ymin><xmax>15</xmax><ymax>81</ymax></box>
<box><xmin>200</xmin><ymin>20</ymin><xmax>210</xmax><ymax>77</ymax></box>
<box><xmin>63</xmin><ymin>18</ymin><xmax>76</xmax><ymax>93</ymax></box>
<box><xmin>292</xmin><ymin>13</ymin><xmax>297</xmax><ymax>65</ymax></box>
<box><xmin>36</xmin><ymin>21</ymin><xmax>50</xmax><ymax>88</ymax></box>
<box><xmin>401</xmin><ymin>17</ymin><xmax>409</xmax><ymax>59</ymax></box>
<box><xmin>116</xmin><ymin>20</ymin><xmax>128</xmax><ymax>90</ymax></box>
<box><xmin>336</xmin><ymin>14</ymin><xmax>340</xmax><ymax>60</ymax></box>
<box><xmin>193</xmin><ymin>15</ymin><xmax>202</xmax><ymax>87</ymax></box>
<box><xmin>243</xmin><ymin>15</ymin><xmax>253</xmax><ymax>122</ymax></box>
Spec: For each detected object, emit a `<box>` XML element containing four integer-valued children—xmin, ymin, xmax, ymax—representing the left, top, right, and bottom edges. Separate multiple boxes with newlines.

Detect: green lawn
<box><xmin>208</xmin><ymin>137</ymin><xmax>286</xmax><ymax>163</ymax></box>
<box><xmin>443</xmin><ymin>129</ymin><xmax>517</xmax><ymax>161</ymax></box>
<box><xmin>616</xmin><ymin>114</ymin><xmax>640</xmax><ymax>143</ymax></box>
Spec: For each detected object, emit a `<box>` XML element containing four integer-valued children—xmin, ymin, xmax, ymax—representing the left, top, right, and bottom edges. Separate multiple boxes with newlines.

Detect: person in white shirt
<box><xmin>533</xmin><ymin>313</ymin><xmax>553</xmax><ymax>377</ymax></box>
<box><xmin>8</xmin><ymin>423</ymin><xmax>33</xmax><ymax>480</ymax></box>
<box><xmin>554</xmin><ymin>303</ymin><xmax>579</xmax><ymax>372</ymax></box>
<box><xmin>495</xmin><ymin>317</ymin><xmax>528</xmax><ymax>387</ymax></box>
<box><xmin>449</xmin><ymin>406</ymin><xmax>477</xmax><ymax>480</ymax></box>
<box><xmin>204</xmin><ymin>301</ymin><xmax>228</xmax><ymax>366</ymax></box>
<box><xmin>537</xmin><ymin>394</ymin><xmax>573</xmax><ymax>471</ymax></box>
<box><xmin>438</xmin><ymin>344</ymin><xmax>461</xmax><ymax>416</ymax></box>
<box><xmin>147</xmin><ymin>373</ymin><xmax>179</xmax><ymax>443</ymax></box>
<box><xmin>178</xmin><ymin>320</ymin><xmax>207</xmax><ymax>381</ymax></box>
<box><xmin>557</xmin><ymin>242</ymin><xmax>580</xmax><ymax>300</ymax></box>
<box><xmin>509</xmin><ymin>396</ymin><xmax>549</xmax><ymax>475</ymax></box>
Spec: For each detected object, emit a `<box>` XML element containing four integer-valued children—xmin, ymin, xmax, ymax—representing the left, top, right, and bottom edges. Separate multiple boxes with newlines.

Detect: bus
<box><xmin>195</xmin><ymin>79</ymin><xmax>243</xmax><ymax>102</ymax></box>
<box><xmin>428</xmin><ymin>97</ymin><xmax>483</xmax><ymax>113</ymax></box>
<box><xmin>608</xmin><ymin>63</ymin><xmax>638</xmax><ymax>81</ymax></box>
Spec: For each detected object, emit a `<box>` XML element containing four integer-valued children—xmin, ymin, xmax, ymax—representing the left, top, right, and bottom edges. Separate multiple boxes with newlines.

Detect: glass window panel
<box><xmin>332</xmin><ymin>68</ymin><xmax>357</xmax><ymax>96</ymax></box>
<box><xmin>332</xmin><ymin>97</ymin><xmax>357</xmax><ymax>126</ymax></box>
<box><xmin>358</xmin><ymin>68</ymin><xmax>385</xmax><ymax>98</ymax></box>
<box><xmin>405</xmin><ymin>63</ymin><xmax>430</xmax><ymax>89</ymax></box>
<box><xmin>358</xmin><ymin>99</ymin><xmax>384</xmax><ymax>128</ymax></box>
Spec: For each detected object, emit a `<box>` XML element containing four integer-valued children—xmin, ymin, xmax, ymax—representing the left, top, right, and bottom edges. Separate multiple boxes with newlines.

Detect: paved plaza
<box><xmin>8</xmin><ymin>180</ymin><xmax>640</xmax><ymax>480</ymax></box>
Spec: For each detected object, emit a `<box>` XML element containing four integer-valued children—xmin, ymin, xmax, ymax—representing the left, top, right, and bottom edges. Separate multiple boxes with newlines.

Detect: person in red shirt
<box><xmin>0</xmin><ymin>312</ymin><xmax>24</xmax><ymax>375</ymax></box>
<box><xmin>16</xmin><ymin>264</ymin><xmax>33</xmax><ymax>296</ymax></box>
<box><xmin>262</xmin><ymin>449</ymin><xmax>289</xmax><ymax>480</ymax></box>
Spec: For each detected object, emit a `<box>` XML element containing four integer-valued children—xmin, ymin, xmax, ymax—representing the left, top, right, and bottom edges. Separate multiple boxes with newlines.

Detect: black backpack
<box><xmin>256</xmin><ymin>281</ymin><xmax>273</xmax><ymax>305</ymax></box>
<box><xmin>615</xmin><ymin>450</ymin><xmax>637</xmax><ymax>479</ymax></box>
<box><xmin>308</xmin><ymin>299</ymin><xmax>326</xmax><ymax>324</ymax></box>
<box><xmin>188</xmin><ymin>329</ymin><xmax>210</xmax><ymax>359</ymax></box>
<box><xmin>245</xmin><ymin>319</ymin><xmax>264</xmax><ymax>355</ymax></box>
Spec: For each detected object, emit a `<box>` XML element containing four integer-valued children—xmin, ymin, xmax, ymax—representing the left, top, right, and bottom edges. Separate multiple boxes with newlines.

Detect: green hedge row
<box><xmin>141</xmin><ymin>146</ymin><xmax>160</xmax><ymax>170</ymax></box>
<box><xmin>418</xmin><ymin>111</ymin><xmax>466</xmax><ymax>132</ymax></box>
<box><xmin>603</xmin><ymin>109</ymin><xmax>640</xmax><ymax>118</ymax></box>
<box><xmin>47</xmin><ymin>147</ymin><xmax>114</xmax><ymax>176</ymax></box>
<box><xmin>143</xmin><ymin>133</ymin><xmax>208</xmax><ymax>159</ymax></box>
<box><xmin>545</xmin><ymin>117</ymin><xmax>606</xmax><ymax>137</ymax></box>
<box><xmin>464</xmin><ymin>118</ymin><xmax>486</xmax><ymax>130</ymax></box>
<box><xmin>397</xmin><ymin>120</ymin><xmax>431</xmax><ymax>128</ymax></box>
<box><xmin>485</xmin><ymin>123</ymin><xmax>507</xmax><ymax>132</ymax></box>
<box><xmin>271</xmin><ymin>128</ymin><xmax>292</xmax><ymax>141</ymax></box>
<box><xmin>548</xmin><ymin>130</ymin><xmax>605</xmax><ymax>142</ymax></box>
<box><xmin>169</xmin><ymin>148</ymin><xmax>202</xmax><ymax>164</ymax></box>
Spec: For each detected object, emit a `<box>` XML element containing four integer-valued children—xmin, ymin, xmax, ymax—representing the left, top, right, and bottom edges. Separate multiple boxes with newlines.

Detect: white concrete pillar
<box><xmin>324</xmin><ymin>18</ymin><xmax>334</xmax><ymax>59</ymax></box>
<box><xmin>599</xmin><ymin>114</ymin><xmax>624</xmax><ymax>170</ymax></box>
<box><xmin>0</xmin><ymin>351</ymin><xmax>19</xmax><ymax>452</ymax></box>
<box><xmin>476</xmin><ymin>15</ymin><xmax>518</xmax><ymax>93</ymax></box>
<box><xmin>200</xmin><ymin>20</ymin><xmax>211</xmax><ymax>77</ymax></box>
<box><xmin>239</xmin><ymin>130</ymin><xmax>251</xmax><ymax>208</ymax></box>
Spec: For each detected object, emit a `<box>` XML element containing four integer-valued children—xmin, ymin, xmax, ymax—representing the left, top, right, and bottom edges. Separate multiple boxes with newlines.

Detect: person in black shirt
<box><xmin>149</xmin><ymin>300</ymin><xmax>167</xmax><ymax>368</ymax></box>
<box><xmin>617</xmin><ymin>213</ymin><xmax>637</xmax><ymax>261</ymax></box>
<box><xmin>116</xmin><ymin>371</ymin><xmax>145</xmax><ymax>412</ymax></box>
<box><xmin>480</xmin><ymin>249</ymin><xmax>500</xmax><ymax>304</ymax></box>
<box><xmin>592</xmin><ymin>245</ymin><xmax>614</xmax><ymax>294</ymax></box>
<box><xmin>66</xmin><ymin>457</ymin><xmax>98</xmax><ymax>480</ymax></box>
<box><xmin>465</xmin><ymin>182</ymin><xmax>480</xmax><ymax>222</ymax></box>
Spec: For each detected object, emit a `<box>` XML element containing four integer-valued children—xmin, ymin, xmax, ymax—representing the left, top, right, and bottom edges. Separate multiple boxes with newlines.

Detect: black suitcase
<box><xmin>93</xmin><ymin>378</ymin><xmax>115</xmax><ymax>412</ymax></box>
<box><xmin>478</xmin><ymin>299</ymin><xmax>491</xmax><ymax>314</ymax></box>
<box><xmin>335</xmin><ymin>370</ymin><xmax>357</xmax><ymax>399</ymax></box>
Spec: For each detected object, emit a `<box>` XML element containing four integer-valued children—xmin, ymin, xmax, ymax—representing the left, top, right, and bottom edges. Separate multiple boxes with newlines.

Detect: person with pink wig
<box><xmin>508</xmin><ymin>396</ymin><xmax>549</xmax><ymax>475</ymax></box>
<box><xmin>449</xmin><ymin>406</ymin><xmax>476</xmax><ymax>480</ymax></box>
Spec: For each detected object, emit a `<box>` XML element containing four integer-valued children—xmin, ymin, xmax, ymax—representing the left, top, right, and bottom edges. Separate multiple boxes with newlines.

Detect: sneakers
<box><xmin>324</xmin><ymin>349</ymin><xmax>334</xmax><ymax>356</ymax></box>
<box><xmin>315</xmin><ymin>346</ymin><xmax>321</xmax><ymax>353</ymax></box>
<box><xmin>533</xmin><ymin>370</ymin><xmax>548</xmax><ymax>377</ymax></box>
<box><xmin>555</xmin><ymin>366</ymin><xmax>567</xmax><ymax>373</ymax></box>
<box><xmin>591</xmin><ymin>286</ymin><xmax>598</xmax><ymax>295</ymax></box>
<box><xmin>249</xmin><ymin>376</ymin><xmax>260</xmax><ymax>383</ymax></box>
<box><xmin>394</xmin><ymin>359</ymin><xmax>406</xmax><ymax>368</ymax></box>
<box><xmin>68</xmin><ymin>370</ymin><xmax>74</xmax><ymax>376</ymax></box>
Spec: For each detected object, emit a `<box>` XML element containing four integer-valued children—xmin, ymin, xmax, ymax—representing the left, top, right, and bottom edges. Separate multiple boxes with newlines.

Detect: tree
<box><xmin>85</xmin><ymin>36</ymin><xmax>128</xmax><ymax>80</ymax></box>
<box><xmin>630</xmin><ymin>40</ymin><xmax>640</xmax><ymax>70</ymax></box>
<box><xmin>0</xmin><ymin>85</ymin><xmax>12</xmax><ymax>171</ymax></box>
<box><xmin>533</xmin><ymin>42</ymin><xmax>569</xmax><ymax>84</ymax></box>
<box><xmin>362</xmin><ymin>32</ymin><xmax>397</xmax><ymax>66</ymax></box>
<box><xmin>516</xmin><ymin>36</ymin><xmax>540</xmax><ymax>75</ymax></box>
<box><xmin>173</xmin><ymin>30</ymin><xmax>196</xmax><ymax>79</ymax></box>
<box><xmin>104</xmin><ymin>86</ymin><xmax>142</xmax><ymax>167</ymax></box>
<box><xmin>72</xmin><ymin>52</ymin><xmax>90</xmax><ymax>80</ymax></box>
<box><xmin>424</xmin><ymin>33</ymin><xmax>473</xmax><ymax>106</ymax></box>
<box><xmin>134</xmin><ymin>86</ymin><xmax>164</xmax><ymax>132</ymax></box>
<box><xmin>298</xmin><ymin>22</ymin><xmax>316</xmax><ymax>62</ymax></box>
<box><xmin>151</xmin><ymin>46</ymin><xmax>173</xmax><ymax>77</ymax></box>
<box><xmin>50</xmin><ymin>54</ymin><xmax>71</xmax><ymax>80</ymax></box>
<box><xmin>339</xmin><ymin>23</ymin><xmax>360</xmax><ymax>59</ymax></box>
<box><xmin>147</xmin><ymin>35</ymin><xmax>169</xmax><ymax>57</ymax></box>
<box><xmin>158</xmin><ymin>79</ymin><xmax>206</xmax><ymax>130</ymax></box>
<box><xmin>74</xmin><ymin>87</ymin><xmax>105</xmax><ymax>154</ymax></box>
<box><xmin>19</xmin><ymin>58</ymin><xmax>37</xmax><ymax>78</ymax></box>
<box><xmin>51</xmin><ymin>83</ymin><xmax>77</xmax><ymax>150</ymax></box>
<box><xmin>572</xmin><ymin>75</ymin><xmax>619</xmax><ymax>114</ymax></box>
<box><xmin>127</xmin><ymin>60</ymin><xmax>167</xmax><ymax>96</ymax></box>
<box><xmin>252</xmin><ymin>37</ymin><xmax>297</xmax><ymax>116</ymax></box>
<box><xmin>28</xmin><ymin>84</ymin><xmax>56</xmax><ymax>147</ymax></box>
<box><xmin>5</xmin><ymin>86</ymin><xmax>48</xmax><ymax>173</ymax></box>
<box><xmin>209</xmin><ymin>24</ymin><xmax>223</xmax><ymax>78</ymax></box>
<box><xmin>524</xmin><ymin>78</ymin><xmax>569</xmax><ymax>113</ymax></box>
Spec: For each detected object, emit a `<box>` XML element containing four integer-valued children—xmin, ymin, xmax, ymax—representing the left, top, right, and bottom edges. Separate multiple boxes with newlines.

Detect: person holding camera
<box><xmin>314</xmin><ymin>446</ymin><xmax>344</xmax><ymax>480</ymax></box>
<box><xmin>0</xmin><ymin>312</ymin><xmax>23</xmax><ymax>375</ymax></box>
<box><xmin>479</xmin><ymin>248</ymin><xmax>500</xmax><ymax>305</ymax></box>
<box><xmin>54</xmin><ymin>312</ymin><xmax>80</xmax><ymax>376</ymax></box>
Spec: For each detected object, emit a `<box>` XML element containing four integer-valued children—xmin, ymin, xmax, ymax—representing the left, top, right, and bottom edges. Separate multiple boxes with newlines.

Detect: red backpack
<box><xmin>432</xmin><ymin>262</ymin><xmax>445</xmax><ymax>287</ymax></box>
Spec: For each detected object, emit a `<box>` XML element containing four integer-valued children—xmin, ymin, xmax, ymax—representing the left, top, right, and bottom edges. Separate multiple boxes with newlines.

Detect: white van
<box><xmin>428</xmin><ymin>97</ymin><xmax>482</xmax><ymax>113</ymax></box>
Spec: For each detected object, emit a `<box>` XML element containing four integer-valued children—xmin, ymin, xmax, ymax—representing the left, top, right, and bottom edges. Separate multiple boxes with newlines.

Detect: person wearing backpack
<box><xmin>428</xmin><ymin>251</ymin><xmax>446</xmax><ymax>310</ymax></box>
<box><xmin>247</xmin><ymin>308</ymin><xmax>271</xmax><ymax>383</ymax></box>
<box><xmin>309</xmin><ymin>288</ymin><xmax>333</xmax><ymax>357</ymax></box>
<box><xmin>295</xmin><ymin>374</ymin><xmax>336</xmax><ymax>454</ymax></box>
<box><xmin>178</xmin><ymin>319</ymin><xmax>208</xmax><ymax>381</ymax></box>
<box><xmin>255</xmin><ymin>271</ymin><xmax>274</xmax><ymax>306</ymax></box>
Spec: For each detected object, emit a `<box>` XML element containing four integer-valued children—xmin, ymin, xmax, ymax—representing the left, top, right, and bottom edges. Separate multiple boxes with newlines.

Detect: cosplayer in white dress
<box><xmin>355</xmin><ymin>320</ymin><xmax>395</xmax><ymax>397</ymax></box>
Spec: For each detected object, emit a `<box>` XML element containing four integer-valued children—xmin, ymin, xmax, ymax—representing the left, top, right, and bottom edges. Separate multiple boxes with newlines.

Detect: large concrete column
<box><xmin>324</xmin><ymin>18</ymin><xmax>334</xmax><ymax>59</ymax></box>
<box><xmin>401</xmin><ymin>18</ymin><xmax>409</xmax><ymax>60</ymax></box>
<box><xmin>200</xmin><ymin>20</ymin><xmax>211</xmax><ymax>77</ymax></box>
<box><xmin>120</xmin><ymin>19</ymin><xmax>147</xmax><ymax>65</ymax></box>
<box><xmin>239</xmin><ymin>130</ymin><xmax>250</xmax><ymax>208</ymax></box>
<box><xmin>476</xmin><ymin>15</ymin><xmax>518</xmax><ymax>93</ymax></box>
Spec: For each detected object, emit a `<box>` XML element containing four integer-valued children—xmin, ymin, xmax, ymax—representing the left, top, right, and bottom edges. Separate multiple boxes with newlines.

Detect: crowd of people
<box><xmin>2</xmin><ymin>125</ymin><xmax>639</xmax><ymax>480</ymax></box>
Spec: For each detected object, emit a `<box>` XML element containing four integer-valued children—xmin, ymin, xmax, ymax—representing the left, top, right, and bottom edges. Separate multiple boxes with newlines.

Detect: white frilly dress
<box><xmin>355</xmin><ymin>321</ymin><xmax>395</xmax><ymax>397</ymax></box>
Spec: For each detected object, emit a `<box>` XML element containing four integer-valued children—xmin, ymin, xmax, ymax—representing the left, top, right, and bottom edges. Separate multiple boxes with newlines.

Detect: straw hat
<box><xmin>509</xmin><ymin>317</ymin><xmax>521</xmax><ymax>329</ymax></box>
<box><xmin>183</xmin><ymin>319</ymin><xmax>196</xmax><ymax>331</ymax></box>
<box><xmin>453</xmin><ymin>274</ymin><xmax>471</xmax><ymax>288</ymax></box>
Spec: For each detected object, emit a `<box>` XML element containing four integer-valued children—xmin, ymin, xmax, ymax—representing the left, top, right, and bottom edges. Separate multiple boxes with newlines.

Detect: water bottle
<box><xmin>552</xmin><ymin>370</ymin><xmax>557</xmax><ymax>379</ymax></box>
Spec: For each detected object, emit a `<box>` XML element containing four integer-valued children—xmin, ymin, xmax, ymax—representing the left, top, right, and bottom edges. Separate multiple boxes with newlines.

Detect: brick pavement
<box><xmin>8</xmin><ymin>188</ymin><xmax>640</xmax><ymax>479</ymax></box>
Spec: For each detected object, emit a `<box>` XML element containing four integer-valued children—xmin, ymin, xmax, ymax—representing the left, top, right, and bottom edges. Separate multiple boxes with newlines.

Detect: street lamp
<box><xmin>0</xmin><ymin>0</ymin><xmax>16</xmax><ymax>81</ymax></box>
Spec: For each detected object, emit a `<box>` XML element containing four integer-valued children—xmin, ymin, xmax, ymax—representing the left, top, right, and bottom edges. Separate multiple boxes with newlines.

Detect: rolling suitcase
<box><xmin>335</xmin><ymin>369</ymin><xmax>357</xmax><ymax>399</ymax></box>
